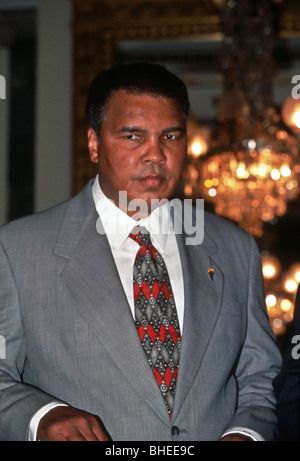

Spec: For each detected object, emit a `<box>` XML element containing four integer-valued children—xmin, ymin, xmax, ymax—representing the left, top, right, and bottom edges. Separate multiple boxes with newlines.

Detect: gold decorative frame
<box><xmin>71</xmin><ymin>0</ymin><xmax>300</xmax><ymax>194</ymax></box>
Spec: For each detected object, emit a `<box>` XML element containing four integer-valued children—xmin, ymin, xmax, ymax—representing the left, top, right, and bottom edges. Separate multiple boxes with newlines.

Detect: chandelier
<box><xmin>262</xmin><ymin>252</ymin><xmax>300</xmax><ymax>336</ymax></box>
<box><xmin>184</xmin><ymin>0</ymin><xmax>300</xmax><ymax>237</ymax></box>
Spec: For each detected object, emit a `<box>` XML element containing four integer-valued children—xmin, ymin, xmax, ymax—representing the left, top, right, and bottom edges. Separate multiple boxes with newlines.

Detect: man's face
<box><xmin>88</xmin><ymin>90</ymin><xmax>187</xmax><ymax>216</ymax></box>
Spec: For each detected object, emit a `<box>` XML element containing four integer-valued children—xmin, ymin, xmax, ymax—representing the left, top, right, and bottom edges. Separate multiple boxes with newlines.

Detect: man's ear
<box><xmin>88</xmin><ymin>128</ymin><xmax>99</xmax><ymax>164</ymax></box>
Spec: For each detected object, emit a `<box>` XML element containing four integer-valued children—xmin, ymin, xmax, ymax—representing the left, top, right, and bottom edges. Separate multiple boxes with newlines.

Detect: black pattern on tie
<box><xmin>129</xmin><ymin>227</ymin><xmax>181</xmax><ymax>417</ymax></box>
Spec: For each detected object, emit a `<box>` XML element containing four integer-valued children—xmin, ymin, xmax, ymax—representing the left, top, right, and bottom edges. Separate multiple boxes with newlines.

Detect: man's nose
<box><xmin>142</xmin><ymin>138</ymin><xmax>166</xmax><ymax>165</ymax></box>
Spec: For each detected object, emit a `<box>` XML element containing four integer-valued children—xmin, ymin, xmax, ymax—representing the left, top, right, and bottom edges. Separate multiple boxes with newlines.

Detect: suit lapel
<box><xmin>172</xmin><ymin>212</ymin><xmax>224</xmax><ymax>419</ymax></box>
<box><xmin>56</xmin><ymin>185</ymin><xmax>169</xmax><ymax>422</ymax></box>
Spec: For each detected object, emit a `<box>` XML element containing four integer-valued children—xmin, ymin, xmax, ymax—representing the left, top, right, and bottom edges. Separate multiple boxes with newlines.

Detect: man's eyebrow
<box><xmin>162</xmin><ymin>126</ymin><xmax>185</xmax><ymax>133</ymax></box>
<box><xmin>115</xmin><ymin>126</ymin><xmax>185</xmax><ymax>135</ymax></box>
<box><xmin>115</xmin><ymin>126</ymin><xmax>146</xmax><ymax>134</ymax></box>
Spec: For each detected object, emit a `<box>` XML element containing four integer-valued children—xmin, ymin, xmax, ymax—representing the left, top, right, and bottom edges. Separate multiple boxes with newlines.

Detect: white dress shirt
<box><xmin>92</xmin><ymin>176</ymin><xmax>185</xmax><ymax>329</ymax></box>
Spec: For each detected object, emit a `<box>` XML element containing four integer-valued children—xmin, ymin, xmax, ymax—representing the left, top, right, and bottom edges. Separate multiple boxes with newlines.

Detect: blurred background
<box><xmin>0</xmin><ymin>0</ymin><xmax>299</xmax><ymax>351</ymax></box>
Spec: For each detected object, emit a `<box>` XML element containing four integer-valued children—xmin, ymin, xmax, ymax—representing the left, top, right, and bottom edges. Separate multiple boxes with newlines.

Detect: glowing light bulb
<box><xmin>191</xmin><ymin>141</ymin><xmax>203</xmax><ymax>156</ymax></box>
<box><xmin>263</xmin><ymin>264</ymin><xmax>276</xmax><ymax>278</ymax></box>
<box><xmin>271</xmin><ymin>169</ymin><xmax>280</xmax><ymax>180</ymax></box>
<box><xmin>285</xmin><ymin>279</ymin><xmax>298</xmax><ymax>293</ymax></box>
<box><xmin>292</xmin><ymin>108</ymin><xmax>300</xmax><ymax>129</ymax></box>
<box><xmin>280</xmin><ymin>166</ymin><xmax>291</xmax><ymax>177</ymax></box>
<box><xmin>208</xmin><ymin>188</ymin><xmax>217</xmax><ymax>197</ymax></box>
<box><xmin>204</xmin><ymin>179</ymin><xmax>213</xmax><ymax>188</ymax></box>
<box><xmin>273</xmin><ymin>318</ymin><xmax>283</xmax><ymax>329</ymax></box>
<box><xmin>190</xmin><ymin>135</ymin><xmax>208</xmax><ymax>158</ymax></box>
<box><xmin>280</xmin><ymin>299</ymin><xmax>292</xmax><ymax>312</ymax></box>
<box><xmin>266</xmin><ymin>294</ymin><xmax>277</xmax><ymax>307</ymax></box>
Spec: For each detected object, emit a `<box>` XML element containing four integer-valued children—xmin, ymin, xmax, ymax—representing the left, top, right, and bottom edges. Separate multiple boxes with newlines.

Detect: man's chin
<box><xmin>123</xmin><ymin>192</ymin><xmax>171</xmax><ymax>217</ymax></box>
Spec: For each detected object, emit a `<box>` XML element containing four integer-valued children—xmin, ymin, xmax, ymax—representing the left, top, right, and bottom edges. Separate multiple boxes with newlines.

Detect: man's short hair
<box><xmin>86</xmin><ymin>62</ymin><xmax>190</xmax><ymax>138</ymax></box>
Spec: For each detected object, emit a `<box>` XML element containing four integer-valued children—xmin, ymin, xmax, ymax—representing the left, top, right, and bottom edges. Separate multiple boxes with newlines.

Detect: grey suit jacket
<box><xmin>0</xmin><ymin>181</ymin><xmax>282</xmax><ymax>441</ymax></box>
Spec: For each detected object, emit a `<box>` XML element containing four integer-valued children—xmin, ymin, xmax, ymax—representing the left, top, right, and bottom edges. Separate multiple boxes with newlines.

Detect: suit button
<box><xmin>171</xmin><ymin>426</ymin><xmax>180</xmax><ymax>436</ymax></box>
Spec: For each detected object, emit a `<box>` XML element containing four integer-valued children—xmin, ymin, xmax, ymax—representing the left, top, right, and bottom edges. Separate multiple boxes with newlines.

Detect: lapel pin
<box><xmin>208</xmin><ymin>268</ymin><xmax>214</xmax><ymax>281</ymax></box>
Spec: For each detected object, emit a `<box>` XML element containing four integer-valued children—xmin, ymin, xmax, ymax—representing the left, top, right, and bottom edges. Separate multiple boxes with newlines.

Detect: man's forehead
<box><xmin>101</xmin><ymin>90</ymin><xmax>186</xmax><ymax>132</ymax></box>
<box><xmin>105</xmin><ymin>89</ymin><xmax>182</xmax><ymax>110</ymax></box>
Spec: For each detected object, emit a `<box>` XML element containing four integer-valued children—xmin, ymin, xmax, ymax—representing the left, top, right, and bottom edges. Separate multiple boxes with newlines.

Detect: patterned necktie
<box><xmin>129</xmin><ymin>227</ymin><xmax>181</xmax><ymax>417</ymax></box>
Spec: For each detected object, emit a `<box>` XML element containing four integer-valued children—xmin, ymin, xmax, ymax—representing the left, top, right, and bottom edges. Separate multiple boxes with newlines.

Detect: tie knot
<box><xmin>129</xmin><ymin>227</ymin><xmax>150</xmax><ymax>246</ymax></box>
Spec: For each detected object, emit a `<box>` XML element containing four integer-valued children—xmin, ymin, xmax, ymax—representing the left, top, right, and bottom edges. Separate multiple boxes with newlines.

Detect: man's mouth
<box><xmin>138</xmin><ymin>174</ymin><xmax>165</xmax><ymax>186</ymax></box>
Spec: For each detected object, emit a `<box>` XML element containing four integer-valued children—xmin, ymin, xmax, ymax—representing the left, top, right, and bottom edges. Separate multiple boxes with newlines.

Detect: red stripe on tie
<box><xmin>160</xmin><ymin>282</ymin><xmax>171</xmax><ymax>299</ymax></box>
<box><xmin>141</xmin><ymin>280</ymin><xmax>151</xmax><ymax>300</ymax></box>
<box><xmin>158</xmin><ymin>324</ymin><xmax>167</xmax><ymax>343</ymax></box>
<box><xmin>153</xmin><ymin>367</ymin><xmax>162</xmax><ymax>385</ymax></box>
<box><xmin>168</xmin><ymin>324</ymin><xmax>180</xmax><ymax>343</ymax></box>
<box><xmin>163</xmin><ymin>367</ymin><xmax>173</xmax><ymax>387</ymax></box>
<box><xmin>147</xmin><ymin>324</ymin><xmax>158</xmax><ymax>343</ymax></box>
<box><xmin>152</xmin><ymin>280</ymin><xmax>160</xmax><ymax>298</ymax></box>
<box><xmin>137</xmin><ymin>324</ymin><xmax>145</xmax><ymax>341</ymax></box>
<box><xmin>133</xmin><ymin>282</ymin><xmax>140</xmax><ymax>302</ymax></box>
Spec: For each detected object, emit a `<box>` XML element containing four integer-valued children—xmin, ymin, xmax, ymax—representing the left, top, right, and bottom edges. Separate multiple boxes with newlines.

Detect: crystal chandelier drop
<box><xmin>184</xmin><ymin>0</ymin><xmax>300</xmax><ymax>237</ymax></box>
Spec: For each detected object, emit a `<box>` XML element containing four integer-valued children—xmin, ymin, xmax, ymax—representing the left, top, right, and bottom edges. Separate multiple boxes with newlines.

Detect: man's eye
<box><xmin>124</xmin><ymin>134</ymin><xmax>139</xmax><ymax>140</ymax></box>
<box><xmin>164</xmin><ymin>134</ymin><xmax>177</xmax><ymax>140</ymax></box>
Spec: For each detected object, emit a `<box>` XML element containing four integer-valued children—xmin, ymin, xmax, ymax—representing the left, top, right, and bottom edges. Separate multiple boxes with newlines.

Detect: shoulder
<box><xmin>202</xmin><ymin>210</ymin><xmax>258</xmax><ymax>262</ymax></box>
<box><xmin>204</xmin><ymin>210</ymin><xmax>251</xmax><ymax>241</ymax></box>
<box><xmin>0</xmin><ymin>198</ymin><xmax>68</xmax><ymax>238</ymax></box>
<box><xmin>177</xmin><ymin>198</ymin><xmax>250</xmax><ymax>240</ymax></box>
<box><xmin>172</xmin><ymin>198</ymin><xmax>254</xmax><ymax>252</ymax></box>
<box><xmin>0</xmin><ymin>181</ymin><xmax>94</xmax><ymax>246</ymax></box>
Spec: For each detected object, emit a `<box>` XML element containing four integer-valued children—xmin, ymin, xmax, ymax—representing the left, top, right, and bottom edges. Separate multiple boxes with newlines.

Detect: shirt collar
<box><xmin>92</xmin><ymin>176</ymin><xmax>171</xmax><ymax>253</ymax></box>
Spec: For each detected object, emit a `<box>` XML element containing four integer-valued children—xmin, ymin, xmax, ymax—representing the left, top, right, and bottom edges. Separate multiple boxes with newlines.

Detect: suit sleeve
<box><xmin>225</xmin><ymin>235</ymin><xmax>282</xmax><ymax>440</ymax></box>
<box><xmin>0</xmin><ymin>241</ymin><xmax>60</xmax><ymax>440</ymax></box>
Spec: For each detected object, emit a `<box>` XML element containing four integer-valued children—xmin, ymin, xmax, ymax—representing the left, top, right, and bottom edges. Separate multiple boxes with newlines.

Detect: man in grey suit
<box><xmin>0</xmin><ymin>63</ymin><xmax>281</xmax><ymax>441</ymax></box>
